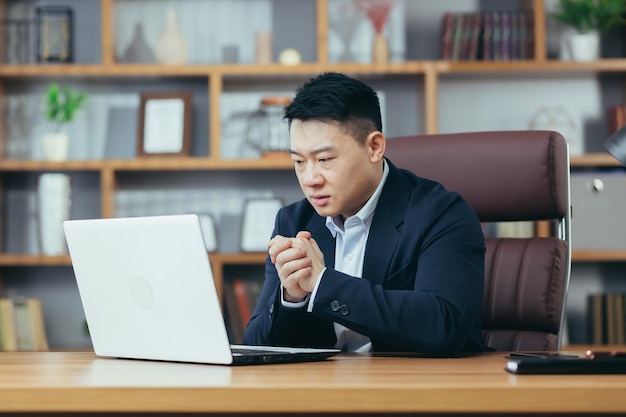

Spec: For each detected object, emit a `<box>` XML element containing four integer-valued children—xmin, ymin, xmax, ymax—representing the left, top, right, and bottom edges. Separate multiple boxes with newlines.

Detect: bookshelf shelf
<box><xmin>0</xmin><ymin>153</ymin><xmax>617</xmax><ymax>173</ymax></box>
<box><xmin>0</xmin><ymin>62</ymin><xmax>435</xmax><ymax>78</ymax></box>
<box><xmin>570</xmin><ymin>153</ymin><xmax>623</xmax><ymax>168</ymax></box>
<box><xmin>439</xmin><ymin>58</ymin><xmax>626</xmax><ymax>74</ymax></box>
<box><xmin>0</xmin><ymin>252</ymin><xmax>266</xmax><ymax>267</ymax></box>
<box><xmin>572</xmin><ymin>250</ymin><xmax>626</xmax><ymax>263</ymax></box>
<box><xmin>0</xmin><ymin>157</ymin><xmax>295</xmax><ymax>172</ymax></box>
<box><xmin>8</xmin><ymin>59</ymin><xmax>626</xmax><ymax>79</ymax></box>
<box><xmin>0</xmin><ymin>255</ymin><xmax>72</xmax><ymax>267</ymax></box>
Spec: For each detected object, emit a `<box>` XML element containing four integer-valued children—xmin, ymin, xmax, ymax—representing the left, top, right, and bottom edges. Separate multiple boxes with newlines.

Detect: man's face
<box><xmin>289</xmin><ymin>119</ymin><xmax>383</xmax><ymax>219</ymax></box>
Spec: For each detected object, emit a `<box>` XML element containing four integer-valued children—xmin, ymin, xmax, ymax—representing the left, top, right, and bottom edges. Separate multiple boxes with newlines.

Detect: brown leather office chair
<box><xmin>385</xmin><ymin>130</ymin><xmax>571</xmax><ymax>351</ymax></box>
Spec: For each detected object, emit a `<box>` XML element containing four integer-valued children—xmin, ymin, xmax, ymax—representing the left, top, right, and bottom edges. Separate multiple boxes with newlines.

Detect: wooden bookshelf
<box><xmin>1</xmin><ymin>0</ymin><xmax>625</xmax><ymax>347</ymax></box>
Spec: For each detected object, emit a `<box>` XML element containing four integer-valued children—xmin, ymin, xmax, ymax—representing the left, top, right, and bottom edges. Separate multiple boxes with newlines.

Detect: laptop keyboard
<box><xmin>231</xmin><ymin>347</ymin><xmax>288</xmax><ymax>356</ymax></box>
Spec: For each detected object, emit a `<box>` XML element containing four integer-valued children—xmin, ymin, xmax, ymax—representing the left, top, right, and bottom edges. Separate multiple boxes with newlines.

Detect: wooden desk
<box><xmin>0</xmin><ymin>351</ymin><xmax>625</xmax><ymax>416</ymax></box>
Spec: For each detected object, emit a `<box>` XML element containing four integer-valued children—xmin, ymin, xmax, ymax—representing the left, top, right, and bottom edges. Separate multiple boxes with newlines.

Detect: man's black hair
<box><xmin>283</xmin><ymin>72</ymin><xmax>382</xmax><ymax>143</ymax></box>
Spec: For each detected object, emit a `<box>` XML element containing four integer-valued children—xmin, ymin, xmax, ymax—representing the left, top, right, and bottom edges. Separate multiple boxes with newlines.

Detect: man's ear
<box><xmin>367</xmin><ymin>131</ymin><xmax>386</xmax><ymax>162</ymax></box>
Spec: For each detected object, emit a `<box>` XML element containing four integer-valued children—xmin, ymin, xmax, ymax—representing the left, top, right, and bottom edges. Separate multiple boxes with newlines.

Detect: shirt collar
<box><xmin>325</xmin><ymin>159</ymin><xmax>390</xmax><ymax>237</ymax></box>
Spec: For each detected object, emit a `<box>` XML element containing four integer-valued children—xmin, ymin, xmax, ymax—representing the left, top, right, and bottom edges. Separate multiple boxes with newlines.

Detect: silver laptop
<box><xmin>63</xmin><ymin>214</ymin><xmax>339</xmax><ymax>365</ymax></box>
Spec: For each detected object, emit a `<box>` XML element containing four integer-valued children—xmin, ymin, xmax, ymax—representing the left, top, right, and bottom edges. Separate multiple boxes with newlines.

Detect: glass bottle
<box><xmin>246</xmin><ymin>96</ymin><xmax>292</xmax><ymax>156</ymax></box>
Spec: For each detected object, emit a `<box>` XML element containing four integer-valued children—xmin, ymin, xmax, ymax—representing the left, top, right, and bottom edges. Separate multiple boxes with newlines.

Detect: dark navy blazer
<box><xmin>243</xmin><ymin>159</ymin><xmax>485</xmax><ymax>355</ymax></box>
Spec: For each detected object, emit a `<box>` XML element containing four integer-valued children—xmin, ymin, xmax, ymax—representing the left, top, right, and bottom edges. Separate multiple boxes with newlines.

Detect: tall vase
<box><xmin>354</xmin><ymin>0</ymin><xmax>395</xmax><ymax>64</ymax></box>
<box><xmin>121</xmin><ymin>22</ymin><xmax>156</xmax><ymax>63</ymax></box>
<box><xmin>156</xmin><ymin>9</ymin><xmax>188</xmax><ymax>65</ymax></box>
<box><xmin>254</xmin><ymin>31</ymin><xmax>272</xmax><ymax>64</ymax></box>
<box><xmin>372</xmin><ymin>33</ymin><xmax>389</xmax><ymax>64</ymax></box>
<box><xmin>37</xmin><ymin>173</ymin><xmax>72</xmax><ymax>256</ymax></box>
<box><xmin>328</xmin><ymin>0</ymin><xmax>362</xmax><ymax>63</ymax></box>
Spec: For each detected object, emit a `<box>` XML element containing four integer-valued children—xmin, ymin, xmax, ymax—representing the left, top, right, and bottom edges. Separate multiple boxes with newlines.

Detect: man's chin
<box><xmin>311</xmin><ymin>205</ymin><xmax>339</xmax><ymax>218</ymax></box>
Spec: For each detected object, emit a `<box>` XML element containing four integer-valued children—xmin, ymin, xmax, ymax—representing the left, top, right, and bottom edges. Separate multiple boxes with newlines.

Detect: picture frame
<box><xmin>35</xmin><ymin>6</ymin><xmax>74</xmax><ymax>63</ymax></box>
<box><xmin>240</xmin><ymin>198</ymin><xmax>282</xmax><ymax>252</ymax></box>
<box><xmin>137</xmin><ymin>91</ymin><xmax>192</xmax><ymax>157</ymax></box>
<box><xmin>197</xmin><ymin>213</ymin><xmax>218</xmax><ymax>252</ymax></box>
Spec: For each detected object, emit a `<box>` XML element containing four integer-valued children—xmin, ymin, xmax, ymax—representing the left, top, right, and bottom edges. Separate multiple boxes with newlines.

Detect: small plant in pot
<box><xmin>42</xmin><ymin>83</ymin><xmax>88</xmax><ymax>161</ymax></box>
<box><xmin>553</xmin><ymin>0</ymin><xmax>626</xmax><ymax>61</ymax></box>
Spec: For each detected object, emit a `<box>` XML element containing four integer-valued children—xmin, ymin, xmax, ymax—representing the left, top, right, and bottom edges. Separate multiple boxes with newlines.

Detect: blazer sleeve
<box><xmin>243</xmin><ymin>205</ymin><xmax>337</xmax><ymax>349</ymax></box>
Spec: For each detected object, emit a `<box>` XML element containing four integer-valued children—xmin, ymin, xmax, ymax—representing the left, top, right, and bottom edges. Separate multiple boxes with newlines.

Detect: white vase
<box><xmin>41</xmin><ymin>132</ymin><xmax>69</xmax><ymax>161</ymax></box>
<box><xmin>254</xmin><ymin>31</ymin><xmax>272</xmax><ymax>64</ymax></box>
<box><xmin>37</xmin><ymin>173</ymin><xmax>72</xmax><ymax>256</ymax></box>
<box><xmin>372</xmin><ymin>33</ymin><xmax>389</xmax><ymax>64</ymax></box>
<box><xmin>561</xmin><ymin>30</ymin><xmax>600</xmax><ymax>62</ymax></box>
<box><xmin>156</xmin><ymin>9</ymin><xmax>188</xmax><ymax>65</ymax></box>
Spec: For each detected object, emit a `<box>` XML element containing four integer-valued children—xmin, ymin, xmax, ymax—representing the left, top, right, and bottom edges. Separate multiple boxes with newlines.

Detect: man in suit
<box><xmin>243</xmin><ymin>72</ymin><xmax>485</xmax><ymax>355</ymax></box>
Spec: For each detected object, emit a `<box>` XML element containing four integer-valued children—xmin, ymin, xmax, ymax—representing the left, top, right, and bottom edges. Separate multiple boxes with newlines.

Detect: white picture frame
<box><xmin>137</xmin><ymin>91</ymin><xmax>192</xmax><ymax>157</ymax></box>
<box><xmin>197</xmin><ymin>213</ymin><xmax>218</xmax><ymax>252</ymax></box>
<box><xmin>240</xmin><ymin>198</ymin><xmax>282</xmax><ymax>252</ymax></box>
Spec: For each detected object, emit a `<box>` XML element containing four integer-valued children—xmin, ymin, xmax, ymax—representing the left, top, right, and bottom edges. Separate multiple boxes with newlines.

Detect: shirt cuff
<box><xmin>280</xmin><ymin>285</ymin><xmax>310</xmax><ymax>308</ymax></box>
<box><xmin>307</xmin><ymin>267</ymin><xmax>327</xmax><ymax>313</ymax></box>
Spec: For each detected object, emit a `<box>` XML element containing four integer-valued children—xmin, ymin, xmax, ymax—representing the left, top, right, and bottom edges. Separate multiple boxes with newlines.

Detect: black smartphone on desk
<box><xmin>507</xmin><ymin>352</ymin><xmax>579</xmax><ymax>360</ymax></box>
<box><xmin>506</xmin><ymin>356</ymin><xmax>626</xmax><ymax>374</ymax></box>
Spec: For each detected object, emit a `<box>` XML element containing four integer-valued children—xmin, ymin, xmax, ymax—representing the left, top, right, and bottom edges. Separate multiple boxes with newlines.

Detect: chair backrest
<box><xmin>385</xmin><ymin>130</ymin><xmax>571</xmax><ymax>351</ymax></box>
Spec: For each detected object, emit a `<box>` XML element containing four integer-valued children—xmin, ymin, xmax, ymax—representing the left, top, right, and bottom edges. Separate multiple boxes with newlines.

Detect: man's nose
<box><xmin>302</xmin><ymin>163</ymin><xmax>322</xmax><ymax>185</ymax></box>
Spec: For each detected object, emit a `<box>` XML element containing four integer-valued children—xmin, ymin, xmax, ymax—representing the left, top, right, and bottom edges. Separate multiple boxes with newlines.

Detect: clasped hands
<box><xmin>268</xmin><ymin>231</ymin><xmax>325</xmax><ymax>303</ymax></box>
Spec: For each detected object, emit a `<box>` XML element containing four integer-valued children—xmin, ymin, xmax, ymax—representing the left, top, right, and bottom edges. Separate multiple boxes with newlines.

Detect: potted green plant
<box><xmin>553</xmin><ymin>0</ymin><xmax>626</xmax><ymax>61</ymax></box>
<box><xmin>42</xmin><ymin>83</ymin><xmax>88</xmax><ymax>161</ymax></box>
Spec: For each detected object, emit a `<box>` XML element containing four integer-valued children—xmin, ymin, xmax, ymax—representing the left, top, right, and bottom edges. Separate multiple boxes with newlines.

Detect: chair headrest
<box><xmin>385</xmin><ymin>130</ymin><xmax>569</xmax><ymax>222</ymax></box>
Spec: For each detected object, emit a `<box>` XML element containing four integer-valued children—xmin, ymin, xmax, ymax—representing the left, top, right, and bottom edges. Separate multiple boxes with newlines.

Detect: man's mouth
<box><xmin>310</xmin><ymin>195</ymin><xmax>330</xmax><ymax>206</ymax></box>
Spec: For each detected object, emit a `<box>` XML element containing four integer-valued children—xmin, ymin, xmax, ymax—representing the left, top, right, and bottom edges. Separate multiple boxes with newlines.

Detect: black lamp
<box><xmin>605</xmin><ymin>125</ymin><xmax>626</xmax><ymax>166</ymax></box>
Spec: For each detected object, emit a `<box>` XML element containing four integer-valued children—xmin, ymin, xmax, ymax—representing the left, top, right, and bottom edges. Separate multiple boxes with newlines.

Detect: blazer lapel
<box><xmin>307</xmin><ymin>215</ymin><xmax>336</xmax><ymax>268</ymax></box>
<box><xmin>362</xmin><ymin>160</ymin><xmax>410</xmax><ymax>286</ymax></box>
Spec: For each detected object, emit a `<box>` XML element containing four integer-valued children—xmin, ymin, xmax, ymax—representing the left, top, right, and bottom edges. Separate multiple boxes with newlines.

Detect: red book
<box><xmin>481</xmin><ymin>11</ymin><xmax>492</xmax><ymax>61</ymax></box>
<box><xmin>223</xmin><ymin>282</ymin><xmax>244</xmax><ymax>344</ymax></box>
<box><xmin>441</xmin><ymin>12</ymin><xmax>455</xmax><ymax>60</ymax></box>
<box><xmin>500</xmin><ymin>11</ymin><xmax>511</xmax><ymax>61</ymax></box>
<box><xmin>450</xmin><ymin>14</ymin><xmax>465</xmax><ymax>61</ymax></box>
<box><xmin>467</xmin><ymin>13</ymin><xmax>482</xmax><ymax>60</ymax></box>
<box><xmin>233</xmin><ymin>279</ymin><xmax>252</xmax><ymax>329</ymax></box>
<box><xmin>525</xmin><ymin>11</ymin><xmax>535</xmax><ymax>59</ymax></box>
<box><xmin>491</xmin><ymin>11</ymin><xmax>502</xmax><ymax>61</ymax></box>
<box><xmin>460</xmin><ymin>13</ymin><xmax>473</xmax><ymax>60</ymax></box>
<box><xmin>607</xmin><ymin>105</ymin><xmax>626</xmax><ymax>135</ymax></box>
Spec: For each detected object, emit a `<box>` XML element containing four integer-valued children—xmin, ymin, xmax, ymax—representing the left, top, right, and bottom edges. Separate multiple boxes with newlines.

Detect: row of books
<box><xmin>0</xmin><ymin>297</ymin><xmax>49</xmax><ymax>351</ymax></box>
<box><xmin>223</xmin><ymin>278</ymin><xmax>262</xmax><ymax>344</ymax></box>
<box><xmin>588</xmin><ymin>293</ymin><xmax>626</xmax><ymax>345</ymax></box>
<box><xmin>441</xmin><ymin>10</ymin><xmax>534</xmax><ymax>61</ymax></box>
